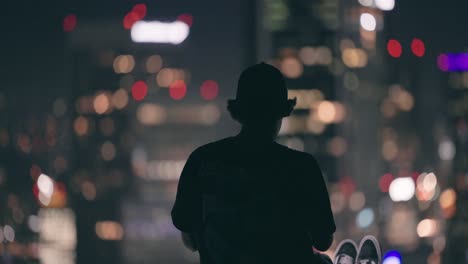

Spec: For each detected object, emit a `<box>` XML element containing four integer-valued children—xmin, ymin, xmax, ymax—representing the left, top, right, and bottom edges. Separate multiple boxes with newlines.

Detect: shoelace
<box><xmin>337</xmin><ymin>254</ymin><xmax>354</xmax><ymax>264</ymax></box>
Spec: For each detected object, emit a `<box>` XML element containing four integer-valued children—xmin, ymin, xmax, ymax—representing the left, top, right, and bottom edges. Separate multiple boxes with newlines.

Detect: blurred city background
<box><xmin>0</xmin><ymin>0</ymin><xmax>467</xmax><ymax>263</ymax></box>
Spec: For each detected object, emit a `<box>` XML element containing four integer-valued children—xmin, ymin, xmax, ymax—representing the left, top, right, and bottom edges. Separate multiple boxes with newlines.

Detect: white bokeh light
<box><xmin>375</xmin><ymin>0</ymin><xmax>395</xmax><ymax>11</ymax></box>
<box><xmin>383</xmin><ymin>256</ymin><xmax>401</xmax><ymax>264</ymax></box>
<box><xmin>360</xmin><ymin>13</ymin><xmax>377</xmax><ymax>31</ymax></box>
<box><xmin>389</xmin><ymin>177</ymin><xmax>415</xmax><ymax>201</ymax></box>
<box><xmin>358</xmin><ymin>0</ymin><xmax>374</xmax><ymax>7</ymax></box>
<box><xmin>131</xmin><ymin>21</ymin><xmax>190</xmax><ymax>44</ymax></box>
<box><xmin>3</xmin><ymin>225</ymin><xmax>15</xmax><ymax>242</ymax></box>
<box><xmin>438</xmin><ymin>139</ymin><xmax>456</xmax><ymax>160</ymax></box>
<box><xmin>38</xmin><ymin>173</ymin><xmax>54</xmax><ymax>197</ymax></box>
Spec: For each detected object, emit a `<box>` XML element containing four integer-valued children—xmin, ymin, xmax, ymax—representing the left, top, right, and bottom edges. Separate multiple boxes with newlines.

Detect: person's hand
<box><xmin>181</xmin><ymin>232</ymin><xmax>198</xmax><ymax>251</ymax></box>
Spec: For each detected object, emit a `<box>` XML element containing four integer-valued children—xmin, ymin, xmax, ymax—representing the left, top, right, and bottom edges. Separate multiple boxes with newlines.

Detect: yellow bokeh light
<box><xmin>137</xmin><ymin>104</ymin><xmax>167</xmax><ymax>125</ymax></box>
<box><xmin>342</xmin><ymin>48</ymin><xmax>368</xmax><ymax>68</ymax></box>
<box><xmin>73</xmin><ymin>116</ymin><xmax>89</xmax><ymax>136</ymax></box>
<box><xmin>93</xmin><ymin>93</ymin><xmax>111</xmax><ymax>115</ymax></box>
<box><xmin>95</xmin><ymin>221</ymin><xmax>124</xmax><ymax>241</ymax></box>
<box><xmin>288</xmin><ymin>89</ymin><xmax>324</xmax><ymax>109</ymax></box>
<box><xmin>382</xmin><ymin>140</ymin><xmax>398</xmax><ymax>161</ymax></box>
<box><xmin>317</xmin><ymin>101</ymin><xmax>336</xmax><ymax>124</ymax></box>
<box><xmin>156</xmin><ymin>68</ymin><xmax>187</xmax><ymax>87</ymax></box>
<box><xmin>417</xmin><ymin>219</ymin><xmax>439</xmax><ymax>238</ymax></box>
<box><xmin>281</xmin><ymin>57</ymin><xmax>303</xmax><ymax>79</ymax></box>
<box><xmin>146</xmin><ymin>55</ymin><xmax>163</xmax><ymax>73</ymax></box>
<box><xmin>439</xmin><ymin>188</ymin><xmax>456</xmax><ymax>209</ymax></box>
<box><xmin>307</xmin><ymin>117</ymin><xmax>326</xmax><ymax>134</ymax></box>
<box><xmin>112</xmin><ymin>89</ymin><xmax>129</xmax><ymax>110</ymax></box>
<box><xmin>113</xmin><ymin>55</ymin><xmax>135</xmax><ymax>74</ymax></box>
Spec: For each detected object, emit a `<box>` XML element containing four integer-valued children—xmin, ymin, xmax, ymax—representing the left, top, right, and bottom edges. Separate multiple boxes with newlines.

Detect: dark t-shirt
<box><xmin>171</xmin><ymin>135</ymin><xmax>336</xmax><ymax>263</ymax></box>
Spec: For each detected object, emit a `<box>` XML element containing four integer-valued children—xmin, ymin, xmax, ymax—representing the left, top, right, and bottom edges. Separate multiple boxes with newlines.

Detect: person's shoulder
<box><xmin>190</xmin><ymin>137</ymin><xmax>235</xmax><ymax>157</ymax></box>
<box><xmin>274</xmin><ymin>142</ymin><xmax>318</xmax><ymax>164</ymax></box>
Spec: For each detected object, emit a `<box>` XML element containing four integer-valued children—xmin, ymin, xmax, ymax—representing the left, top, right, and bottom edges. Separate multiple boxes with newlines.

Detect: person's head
<box><xmin>227</xmin><ymin>63</ymin><xmax>296</xmax><ymax>138</ymax></box>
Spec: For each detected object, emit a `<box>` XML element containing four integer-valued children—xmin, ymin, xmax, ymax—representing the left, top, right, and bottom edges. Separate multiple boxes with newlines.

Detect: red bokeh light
<box><xmin>123</xmin><ymin>12</ymin><xmax>140</xmax><ymax>30</ymax></box>
<box><xmin>411</xmin><ymin>38</ymin><xmax>425</xmax><ymax>57</ymax></box>
<box><xmin>177</xmin><ymin>13</ymin><xmax>193</xmax><ymax>27</ymax></box>
<box><xmin>339</xmin><ymin>176</ymin><xmax>356</xmax><ymax>197</ymax></box>
<box><xmin>200</xmin><ymin>80</ymin><xmax>219</xmax><ymax>100</ymax></box>
<box><xmin>63</xmin><ymin>14</ymin><xmax>77</xmax><ymax>32</ymax></box>
<box><xmin>132</xmin><ymin>4</ymin><xmax>147</xmax><ymax>20</ymax></box>
<box><xmin>32</xmin><ymin>184</ymin><xmax>39</xmax><ymax>198</ymax></box>
<box><xmin>131</xmin><ymin>81</ymin><xmax>148</xmax><ymax>101</ymax></box>
<box><xmin>387</xmin><ymin>39</ymin><xmax>402</xmax><ymax>58</ymax></box>
<box><xmin>123</xmin><ymin>4</ymin><xmax>147</xmax><ymax>30</ymax></box>
<box><xmin>379</xmin><ymin>173</ymin><xmax>394</xmax><ymax>193</ymax></box>
<box><xmin>169</xmin><ymin>80</ymin><xmax>187</xmax><ymax>100</ymax></box>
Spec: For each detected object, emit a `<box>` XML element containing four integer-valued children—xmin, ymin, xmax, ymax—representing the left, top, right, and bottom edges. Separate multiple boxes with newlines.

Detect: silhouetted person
<box><xmin>172</xmin><ymin>63</ymin><xmax>336</xmax><ymax>263</ymax></box>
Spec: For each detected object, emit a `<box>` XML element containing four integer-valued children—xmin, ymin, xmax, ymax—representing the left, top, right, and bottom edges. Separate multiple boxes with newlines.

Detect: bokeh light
<box><xmin>280</xmin><ymin>57</ymin><xmax>303</xmax><ymax>78</ymax></box>
<box><xmin>132</xmin><ymin>4</ymin><xmax>147</xmax><ymax>19</ymax></box>
<box><xmin>74</xmin><ymin>116</ymin><xmax>90</xmax><ymax>136</ymax></box>
<box><xmin>200</xmin><ymin>104</ymin><xmax>221</xmax><ymax>125</ymax></box>
<box><xmin>317</xmin><ymin>101</ymin><xmax>336</xmax><ymax>124</ymax></box>
<box><xmin>169</xmin><ymin>80</ymin><xmax>187</xmax><ymax>100</ymax></box>
<box><xmin>111</xmin><ymin>89</ymin><xmax>129</xmax><ymax>109</ymax></box>
<box><xmin>438</xmin><ymin>139</ymin><xmax>456</xmax><ymax>160</ymax></box>
<box><xmin>93</xmin><ymin>92</ymin><xmax>111</xmax><ymax>114</ymax></box>
<box><xmin>382</xmin><ymin>140</ymin><xmax>398</xmax><ymax>161</ymax></box>
<box><xmin>437</xmin><ymin>54</ymin><xmax>449</xmax><ymax>71</ymax></box>
<box><xmin>349</xmin><ymin>191</ymin><xmax>366</xmax><ymax>211</ymax></box>
<box><xmin>383</xmin><ymin>251</ymin><xmax>402</xmax><ymax>264</ymax></box>
<box><xmin>63</xmin><ymin>14</ymin><xmax>77</xmax><ymax>32</ymax></box>
<box><xmin>131</xmin><ymin>81</ymin><xmax>148</xmax><ymax>101</ymax></box>
<box><xmin>145</xmin><ymin>55</ymin><xmax>163</xmax><ymax>73</ymax></box>
<box><xmin>156</xmin><ymin>68</ymin><xmax>188</xmax><ymax>87</ymax></box>
<box><xmin>358</xmin><ymin>0</ymin><xmax>373</xmax><ymax>7</ymax></box>
<box><xmin>375</xmin><ymin>0</ymin><xmax>395</xmax><ymax>11</ymax></box>
<box><xmin>123</xmin><ymin>4</ymin><xmax>147</xmax><ymax>30</ymax></box>
<box><xmin>360</xmin><ymin>13</ymin><xmax>377</xmax><ymax>31</ymax></box>
<box><xmin>3</xmin><ymin>225</ymin><xmax>15</xmax><ymax>242</ymax></box>
<box><xmin>379</xmin><ymin>173</ymin><xmax>394</xmax><ymax>192</ymax></box>
<box><xmin>177</xmin><ymin>13</ymin><xmax>193</xmax><ymax>27</ymax></box>
<box><xmin>37</xmin><ymin>173</ymin><xmax>54</xmax><ymax>206</ymax></box>
<box><xmin>439</xmin><ymin>188</ymin><xmax>456</xmax><ymax>209</ymax></box>
<box><xmin>81</xmin><ymin>181</ymin><xmax>96</xmax><ymax>201</ymax></box>
<box><xmin>417</xmin><ymin>219</ymin><xmax>439</xmax><ymax>238</ymax></box>
<box><xmin>200</xmin><ymin>80</ymin><xmax>219</xmax><ymax>100</ymax></box>
<box><xmin>387</xmin><ymin>39</ymin><xmax>402</xmax><ymax>58</ymax></box>
<box><xmin>342</xmin><ymin>48</ymin><xmax>368</xmax><ymax>68</ymax></box>
<box><xmin>95</xmin><ymin>221</ymin><xmax>124</xmax><ymax>241</ymax></box>
<box><xmin>131</xmin><ymin>21</ymin><xmax>190</xmax><ymax>44</ymax></box>
<box><xmin>101</xmin><ymin>141</ymin><xmax>116</xmax><ymax>161</ymax></box>
<box><xmin>411</xmin><ymin>38</ymin><xmax>425</xmax><ymax>57</ymax></box>
<box><xmin>389</xmin><ymin>177</ymin><xmax>415</xmax><ymax>201</ymax></box>
<box><xmin>136</xmin><ymin>104</ymin><xmax>167</xmax><ymax>126</ymax></box>
<box><xmin>356</xmin><ymin>208</ymin><xmax>374</xmax><ymax>228</ymax></box>
<box><xmin>113</xmin><ymin>55</ymin><xmax>135</xmax><ymax>74</ymax></box>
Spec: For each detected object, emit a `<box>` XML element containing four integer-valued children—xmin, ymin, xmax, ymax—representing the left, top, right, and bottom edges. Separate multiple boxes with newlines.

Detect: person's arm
<box><xmin>181</xmin><ymin>232</ymin><xmax>198</xmax><ymax>251</ymax></box>
<box><xmin>298</xmin><ymin>155</ymin><xmax>336</xmax><ymax>251</ymax></box>
<box><xmin>171</xmin><ymin>150</ymin><xmax>203</xmax><ymax>237</ymax></box>
<box><xmin>311</xmin><ymin>233</ymin><xmax>333</xmax><ymax>251</ymax></box>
